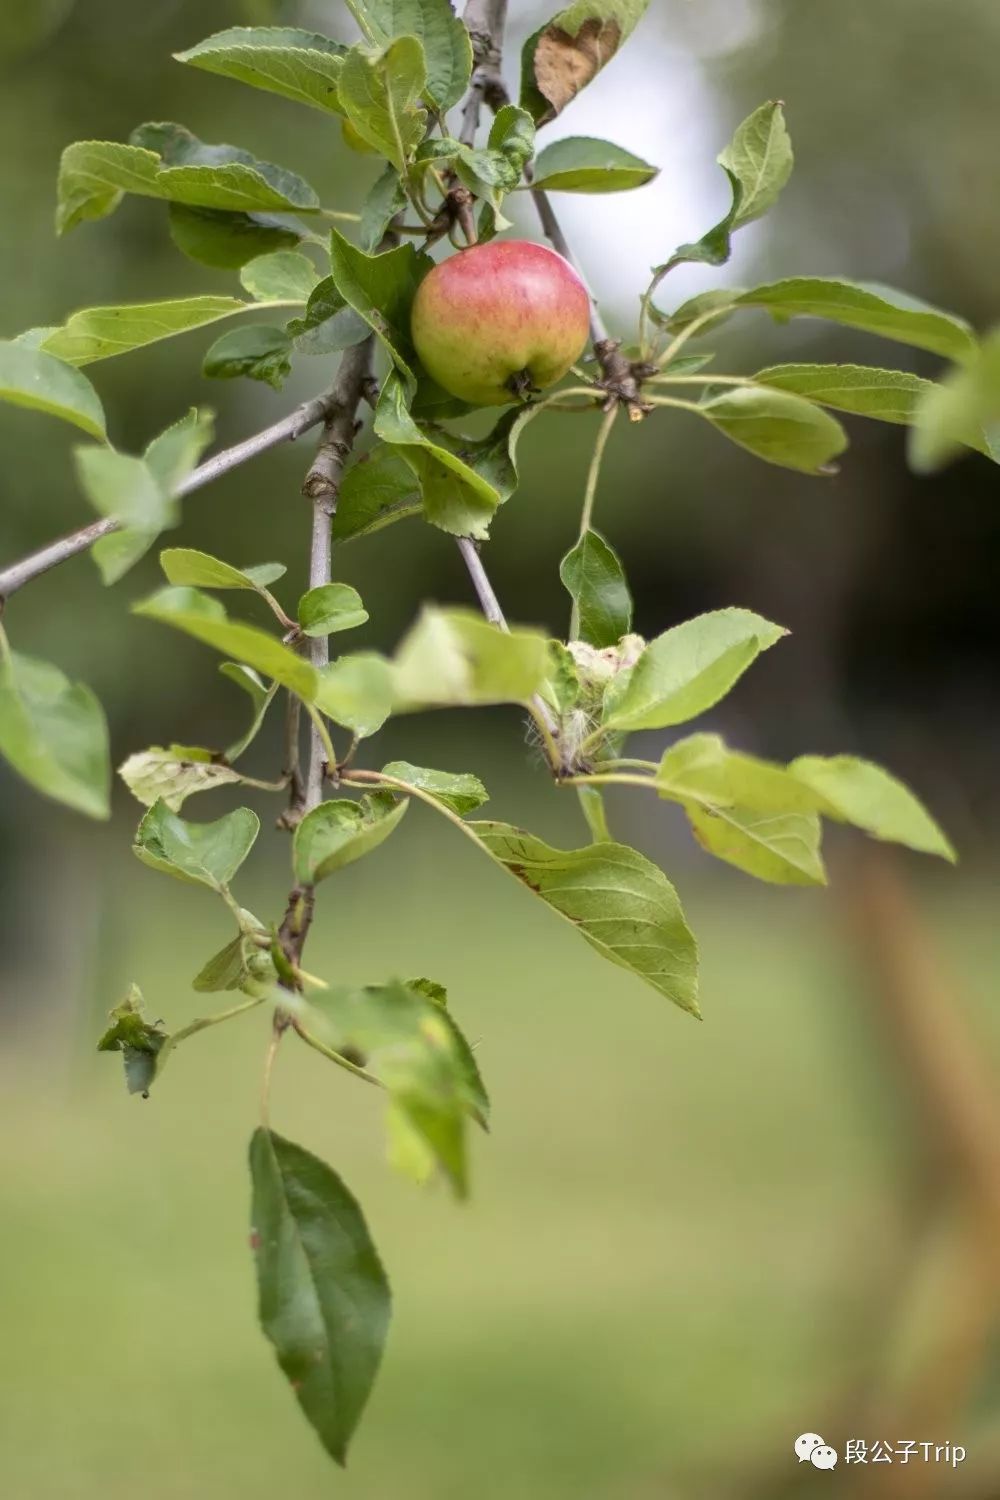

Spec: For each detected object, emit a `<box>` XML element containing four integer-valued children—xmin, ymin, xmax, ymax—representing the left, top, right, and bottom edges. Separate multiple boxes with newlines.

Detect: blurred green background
<box><xmin>1</xmin><ymin>1</ymin><xmax>999</xmax><ymax>1496</ymax></box>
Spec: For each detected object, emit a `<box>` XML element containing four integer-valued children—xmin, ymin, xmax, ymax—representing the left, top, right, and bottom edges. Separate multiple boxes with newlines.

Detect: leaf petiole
<box><xmin>570</xmin><ymin>404</ymin><xmax>619</xmax><ymax>637</ymax></box>
<box><xmin>647</xmin><ymin>373</ymin><xmax>753</xmax><ymax>389</ymax></box>
<box><xmin>291</xmin><ymin>1019</ymin><xmax>381</xmax><ymax>1088</ymax></box>
<box><xmin>304</xmin><ymin>703</ymin><xmax>338</xmax><ymax>778</ymax></box>
<box><xmin>655</xmin><ymin>305</ymin><xmax>735</xmax><ymax>369</ymax></box>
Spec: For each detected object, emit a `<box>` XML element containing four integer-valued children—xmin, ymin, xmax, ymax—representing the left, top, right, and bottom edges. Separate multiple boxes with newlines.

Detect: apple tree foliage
<box><xmin>0</xmin><ymin>0</ymin><xmax>983</xmax><ymax>1468</ymax></box>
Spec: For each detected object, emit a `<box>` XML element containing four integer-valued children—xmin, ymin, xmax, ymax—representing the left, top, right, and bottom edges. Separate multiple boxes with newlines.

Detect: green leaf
<box><xmin>658</xmin><ymin>174</ymin><xmax>744</xmax><ymax>275</ymax></box>
<box><xmin>736</xmin><ymin>278</ymin><xmax>977</xmax><ymax>364</ymax></box>
<box><xmin>908</xmin><ymin>327</ymin><xmax>1000</xmax><ymax>471</ymax></box>
<box><xmin>543</xmin><ymin>639</ymin><xmax>583</xmax><ymax>715</ymax></box>
<box><xmin>203</xmin><ymin>325</ymin><xmax>292</xmax><ymax>389</ymax></box>
<box><xmin>328</xmin><ymin>232</ymin><xmax>429</xmax><ymax>388</ymax></box>
<box><xmin>12</xmin><ymin>327</ymin><xmax>60</xmax><ymax>351</ymax></box>
<box><xmin>315</xmin><ymin>653</ymin><xmax>395</xmax><ymax>737</ymax></box>
<box><xmin>425</xmin><ymin>110</ymin><xmax>536</xmax><ymax>228</ymax></box>
<box><xmin>381</xmin><ymin>761</ymin><xmax>489</xmax><ymax>816</ymax></box>
<box><xmin>133</xmin><ymin>800</ymin><xmax>260</xmax><ymax>889</ymax></box>
<box><xmin>360</xmin><ymin>0</ymin><xmax>472</xmax><ymax>111</ymax></box>
<box><xmin>660</xmin><ymin>288</ymin><xmax>741</xmax><ymax>336</ymax></box>
<box><xmin>175</xmin><ymin>27</ymin><xmax>347</xmax><ymax>114</ymax></box>
<box><xmin>240</xmin><ymin>250</ymin><xmax>319</xmax><ymax>303</ymax></box>
<box><xmin>717</xmin><ymin>100</ymin><xmax>793</xmax><ymax>229</ymax></box>
<box><xmin>337</xmin><ymin>37</ymin><xmax>428</xmax><ymax>173</ymax></box>
<box><xmin>250</xmin><ymin>1128</ymin><xmax>391</xmax><ymax>1467</ymax></box>
<box><xmin>757</xmin><ymin>364</ymin><xmax>996</xmax><ymax>461</ymax></box>
<box><xmin>656</xmin><ymin>733</ymin><xmax>821</xmax><ymax>815</ymax></box>
<box><xmin>286</xmin><ymin>277</ymin><xmax>370</xmax><ymax>357</ymax></box>
<box><xmin>91</xmin><ymin>529</ymin><xmax>159</xmax><ymax>586</ymax></box>
<box><xmin>532</xmin><ymin>136</ymin><xmax>658</xmax><ymax>193</ymax></box>
<box><xmin>119</xmin><ymin>745</ymin><xmax>242</xmax><ymax>811</ymax></box>
<box><xmin>686</xmin><ymin>803</ymin><xmax>826</xmax><ymax>886</ymax></box>
<box><xmin>451</xmin><ymin>141</ymin><xmax>523</xmax><ymax>219</ymax></box>
<box><xmin>168</xmin><ymin>204</ymin><xmax>302</xmax><ymax>270</ymax></box>
<box><xmin>520</xmin><ymin>0</ymin><xmax>652</xmax><ymax>124</ymax></box>
<box><xmin>560</xmin><ymin>528</ymin><xmax>632</xmax><ymax>648</ymax></box>
<box><xmin>57</xmin><ymin>131</ymin><xmax>319</xmax><ymax>235</ymax></box>
<box><xmin>360</xmin><ymin>166</ymin><xmax>408</xmax><ymax>253</ymax></box>
<box><xmin>489</xmin><ymin>104</ymin><xmax>537</xmax><ymax>165</ymax></box>
<box><xmin>375</xmin><ymin>374</ymin><xmax>524</xmax><ymax>538</ymax></box>
<box><xmin>89</xmin><ymin>410</ymin><xmax>215</xmax><ymax>586</ymax></box>
<box><xmin>297</xmin><ymin>979</ymin><xmax>481</xmax><ymax>1195</ymax></box>
<box><xmin>134</xmin><ymin>587</ymin><xmax>317</xmax><ymax>700</ymax></box>
<box><xmin>700</xmin><ymin>386</ymin><xmax>848</xmax><ymax>474</ymax></box>
<box><xmin>406</xmin><ymin>977</ymin><xmax>489</xmax><ymax>1128</ymax></box>
<box><xmin>789</xmin><ymin>754</ymin><xmax>956</xmax><ymax>862</ymax></box>
<box><xmin>42</xmin><ymin>297</ymin><xmax>251</xmax><ymax>367</ymax></box>
<box><xmin>193</xmin><ymin>915</ymin><xmax>272</xmax><ymax>994</ymax></box>
<box><xmin>75</xmin><ymin>447</ymin><xmax>172</xmax><ymax>530</ymax></box>
<box><xmin>654</xmin><ymin>733</ymin><xmax>830</xmax><ymax>884</ymax></box>
<box><xmin>654</xmin><ymin>102</ymin><xmax>791</xmax><ymax>278</ymax></box>
<box><xmin>603</xmin><ymin>608</ymin><xmax>786</xmax><ymax>732</ymax></box>
<box><xmin>392</xmin><ymin>607</ymin><xmax>550</xmax><ymax>709</ymax></box>
<box><xmin>220</xmin><ymin>662</ymin><xmax>279</xmax><ymax>762</ymax></box>
<box><xmin>0</xmin><ymin>340</ymin><xmax>106</xmax><ymax>439</ymax></box>
<box><xmin>0</xmin><ymin>637</ymin><xmax>110</xmax><ymax>819</ymax></box>
<box><xmin>145</xmin><ymin>407</ymin><xmax>215</xmax><ymax>492</ymax></box>
<box><xmin>755</xmin><ymin>362</ymin><xmax>934</xmax><ymax>425</ymax></box>
<box><xmin>298</xmin><ymin>583</ymin><xmax>368</xmax><ymax>636</ymax></box>
<box><xmin>662</xmin><ymin>353</ymin><xmax>716</xmax><ymax>376</ymax></box>
<box><xmin>97</xmin><ymin>985</ymin><xmax>167</xmax><ymax>1097</ymax></box>
<box><xmin>467</xmin><ymin>822</ymin><xmax>699</xmax><ymax>1015</ymax></box>
<box><xmin>332</xmin><ymin>446</ymin><xmax>421</xmax><ymax>542</ymax></box>
<box><xmin>293</xmin><ymin>795</ymin><xmax>408</xmax><ymax>883</ymax></box>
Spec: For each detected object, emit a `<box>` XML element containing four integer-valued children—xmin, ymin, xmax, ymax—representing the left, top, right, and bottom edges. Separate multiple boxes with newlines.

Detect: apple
<box><xmin>410</xmin><ymin>239</ymin><xmax>592</xmax><ymax>407</ymax></box>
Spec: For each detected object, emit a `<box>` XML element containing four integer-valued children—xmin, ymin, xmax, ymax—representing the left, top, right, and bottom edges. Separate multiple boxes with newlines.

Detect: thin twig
<box><xmin>456</xmin><ymin>537</ymin><xmax>507</xmax><ymax>626</ymax></box>
<box><xmin>453</xmin><ymin>536</ymin><xmax>561</xmax><ymax>754</ymax></box>
<box><xmin>527</xmin><ymin>174</ymin><xmax>611</xmax><ymax>349</ymax></box>
<box><xmin>0</xmin><ymin>389</ymin><xmax>345</xmax><ymax>605</ymax></box>
<box><xmin>259</xmin><ymin>1020</ymin><xmax>283</xmax><ymax>1127</ymax></box>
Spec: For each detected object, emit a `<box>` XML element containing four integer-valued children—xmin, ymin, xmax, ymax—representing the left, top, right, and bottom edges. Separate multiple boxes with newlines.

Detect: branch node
<box><xmin>302</xmin><ymin>433</ymin><xmax>352</xmax><ymax>509</ymax></box>
<box><xmin>593</xmin><ymin>338</ymin><xmax>655</xmax><ymax>422</ymax></box>
<box><xmin>277</xmin><ymin>884</ymin><xmax>316</xmax><ymax>971</ymax></box>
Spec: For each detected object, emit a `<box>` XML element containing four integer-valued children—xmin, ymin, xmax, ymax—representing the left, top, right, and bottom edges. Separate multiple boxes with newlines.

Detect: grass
<box><xmin>0</xmin><ymin>818</ymin><xmax>996</xmax><ymax>1498</ymax></box>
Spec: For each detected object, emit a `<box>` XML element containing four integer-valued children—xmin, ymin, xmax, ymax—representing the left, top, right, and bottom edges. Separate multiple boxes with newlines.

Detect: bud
<box><xmin>567</xmin><ymin>633</ymin><xmax>646</xmax><ymax>692</ymax></box>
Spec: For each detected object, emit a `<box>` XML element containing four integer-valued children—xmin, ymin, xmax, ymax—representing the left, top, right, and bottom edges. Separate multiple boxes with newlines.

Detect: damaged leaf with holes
<box><xmin>97</xmin><ymin>985</ymin><xmax>168</xmax><ymax>1096</ymax></box>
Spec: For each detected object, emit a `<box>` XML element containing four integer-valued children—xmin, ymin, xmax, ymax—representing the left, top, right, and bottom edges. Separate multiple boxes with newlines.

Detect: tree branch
<box><xmin>274</xmin><ymin>337</ymin><xmax>376</xmax><ymax>977</ymax></box>
<box><xmin>460</xmin><ymin>0</ymin><xmax>509</xmax><ymax>148</ymax></box>
<box><xmin>0</xmin><ymin>388</ymin><xmax>347</xmax><ymax>607</ymax></box>
<box><xmin>300</xmin><ymin>336</ymin><xmax>376</xmax><ymax>810</ymax></box>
